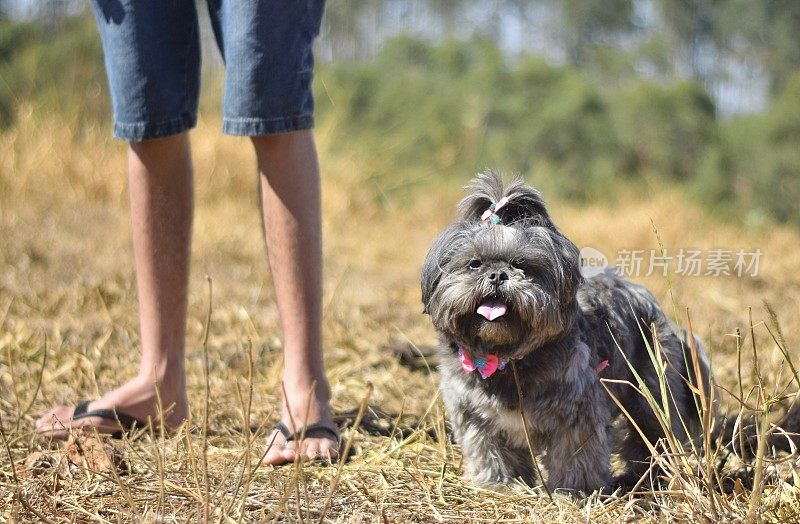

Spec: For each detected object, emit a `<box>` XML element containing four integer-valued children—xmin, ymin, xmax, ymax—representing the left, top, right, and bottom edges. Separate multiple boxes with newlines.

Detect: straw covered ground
<box><xmin>2</xmin><ymin>109</ymin><xmax>800</xmax><ymax>522</ymax></box>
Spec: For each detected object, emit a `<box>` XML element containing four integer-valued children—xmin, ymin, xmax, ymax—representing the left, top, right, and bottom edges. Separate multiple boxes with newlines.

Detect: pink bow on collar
<box><xmin>458</xmin><ymin>347</ymin><xmax>609</xmax><ymax>379</ymax></box>
<box><xmin>459</xmin><ymin>347</ymin><xmax>507</xmax><ymax>379</ymax></box>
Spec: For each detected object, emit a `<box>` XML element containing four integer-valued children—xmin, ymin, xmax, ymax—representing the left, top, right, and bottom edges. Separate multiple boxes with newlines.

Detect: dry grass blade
<box><xmin>202</xmin><ymin>275</ymin><xmax>214</xmax><ymax>522</ymax></box>
<box><xmin>762</xmin><ymin>301</ymin><xmax>800</xmax><ymax>391</ymax></box>
<box><xmin>318</xmin><ymin>382</ymin><xmax>373</xmax><ymax>524</ymax></box>
<box><xmin>684</xmin><ymin>310</ymin><xmax>718</xmax><ymax>502</ymax></box>
<box><xmin>16</xmin><ymin>334</ymin><xmax>47</xmax><ymax>428</ymax></box>
<box><xmin>509</xmin><ymin>360</ymin><xmax>551</xmax><ymax>501</ymax></box>
<box><xmin>747</xmin><ymin>308</ymin><xmax>769</xmax><ymax>522</ymax></box>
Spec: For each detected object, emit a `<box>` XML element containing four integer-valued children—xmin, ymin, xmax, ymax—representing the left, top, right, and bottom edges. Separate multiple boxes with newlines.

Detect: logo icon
<box><xmin>580</xmin><ymin>246</ymin><xmax>608</xmax><ymax>278</ymax></box>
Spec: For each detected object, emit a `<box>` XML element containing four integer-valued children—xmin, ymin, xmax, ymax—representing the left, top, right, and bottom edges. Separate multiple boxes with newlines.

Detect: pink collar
<box><xmin>458</xmin><ymin>347</ymin><xmax>508</xmax><ymax>379</ymax></box>
<box><xmin>459</xmin><ymin>346</ymin><xmax>610</xmax><ymax>379</ymax></box>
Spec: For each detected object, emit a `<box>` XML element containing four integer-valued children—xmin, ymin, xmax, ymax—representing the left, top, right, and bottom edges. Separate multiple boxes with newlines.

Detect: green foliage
<box><xmin>714</xmin><ymin>0</ymin><xmax>800</xmax><ymax>95</ymax></box>
<box><xmin>0</xmin><ymin>20</ymin><xmax>38</xmax><ymax>126</ymax></box>
<box><xmin>556</xmin><ymin>0</ymin><xmax>634</xmax><ymax>66</ymax></box>
<box><xmin>317</xmin><ymin>36</ymin><xmax>800</xmax><ymax>225</ymax></box>
<box><xmin>0</xmin><ymin>13</ymin><xmax>109</xmax><ymax>129</ymax></box>
<box><xmin>696</xmin><ymin>73</ymin><xmax>800</xmax><ymax>227</ymax></box>
<box><xmin>612</xmin><ymin>80</ymin><xmax>717</xmax><ymax>180</ymax></box>
<box><xmin>317</xmin><ymin>36</ymin><xmax>622</xmax><ymax>201</ymax></box>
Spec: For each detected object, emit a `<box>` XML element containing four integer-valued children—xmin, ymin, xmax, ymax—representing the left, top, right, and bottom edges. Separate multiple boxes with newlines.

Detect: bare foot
<box><xmin>264</xmin><ymin>379</ymin><xmax>339</xmax><ymax>465</ymax></box>
<box><xmin>35</xmin><ymin>373</ymin><xmax>188</xmax><ymax>439</ymax></box>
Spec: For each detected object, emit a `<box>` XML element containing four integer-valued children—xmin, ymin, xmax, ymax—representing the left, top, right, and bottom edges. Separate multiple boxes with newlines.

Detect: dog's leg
<box><xmin>451</xmin><ymin>408</ymin><xmax>538</xmax><ymax>487</ymax></box>
<box><xmin>440</xmin><ymin>369</ymin><xmax>541</xmax><ymax>488</ymax></box>
<box><xmin>541</xmin><ymin>372</ymin><xmax>612</xmax><ymax>492</ymax></box>
<box><xmin>541</xmin><ymin>415</ymin><xmax>611</xmax><ymax>494</ymax></box>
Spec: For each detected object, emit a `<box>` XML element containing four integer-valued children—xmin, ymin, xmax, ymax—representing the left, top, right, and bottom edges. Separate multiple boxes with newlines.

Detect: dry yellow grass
<box><xmin>1</xmin><ymin>108</ymin><xmax>800</xmax><ymax>522</ymax></box>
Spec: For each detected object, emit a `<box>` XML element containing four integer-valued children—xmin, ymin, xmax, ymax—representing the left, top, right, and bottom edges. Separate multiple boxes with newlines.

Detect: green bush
<box><xmin>694</xmin><ymin>73</ymin><xmax>800</xmax><ymax>227</ymax></box>
<box><xmin>0</xmin><ymin>19</ymin><xmax>40</xmax><ymax>126</ymax></box>
<box><xmin>0</xmin><ymin>13</ymin><xmax>108</xmax><ymax>129</ymax></box>
<box><xmin>611</xmin><ymin>80</ymin><xmax>717</xmax><ymax>180</ymax></box>
<box><xmin>317</xmin><ymin>37</ymin><xmax>621</xmax><ymax>200</ymax></box>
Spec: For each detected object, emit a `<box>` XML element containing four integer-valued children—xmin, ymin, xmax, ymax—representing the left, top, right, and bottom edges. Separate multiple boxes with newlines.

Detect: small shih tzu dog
<box><xmin>421</xmin><ymin>171</ymin><xmax>712</xmax><ymax>493</ymax></box>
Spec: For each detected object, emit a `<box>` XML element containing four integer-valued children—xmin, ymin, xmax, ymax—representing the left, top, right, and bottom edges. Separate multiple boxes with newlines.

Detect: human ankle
<box><xmin>138</xmin><ymin>357</ymin><xmax>184</xmax><ymax>382</ymax></box>
<box><xmin>132</xmin><ymin>364</ymin><xmax>185</xmax><ymax>400</ymax></box>
<box><xmin>281</xmin><ymin>373</ymin><xmax>331</xmax><ymax>404</ymax></box>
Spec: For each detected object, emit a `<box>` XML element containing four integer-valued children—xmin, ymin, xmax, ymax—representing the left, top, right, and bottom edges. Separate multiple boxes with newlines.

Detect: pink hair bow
<box><xmin>481</xmin><ymin>196</ymin><xmax>510</xmax><ymax>224</ymax></box>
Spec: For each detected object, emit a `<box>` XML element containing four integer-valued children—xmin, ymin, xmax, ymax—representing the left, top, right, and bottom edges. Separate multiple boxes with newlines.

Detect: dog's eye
<box><xmin>468</xmin><ymin>259</ymin><xmax>482</xmax><ymax>269</ymax></box>
<box><xmin>511</xmin><ymin>261</ymin><xmax>527</xmax><ymax>273</ymax></box>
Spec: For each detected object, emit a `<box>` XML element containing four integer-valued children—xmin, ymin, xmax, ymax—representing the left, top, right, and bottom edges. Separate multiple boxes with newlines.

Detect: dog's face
<box><xmin>421</xmin><ymin>172</ymin><xmax>583</xmax><ymax>359</ymax></box>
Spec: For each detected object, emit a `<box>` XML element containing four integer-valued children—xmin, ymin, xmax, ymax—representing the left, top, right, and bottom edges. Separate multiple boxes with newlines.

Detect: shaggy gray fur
<box><xmin>421</xmin><ymin>171</ymin><xmax>712</xmax><ymax>493</ymax></box>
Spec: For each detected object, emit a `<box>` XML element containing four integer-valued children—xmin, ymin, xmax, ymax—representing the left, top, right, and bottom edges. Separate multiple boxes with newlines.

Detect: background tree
<box><xmin>556</xmin><ymin>0</ymin><xmax>635</xmax><ymax>67</ymax></box>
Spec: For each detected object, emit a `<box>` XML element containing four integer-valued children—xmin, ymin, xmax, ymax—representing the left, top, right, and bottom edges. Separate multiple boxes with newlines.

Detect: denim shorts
<box><xmin>91</xmin><ymin>0</ymin><xmax>325</xmax><ymax>141</ymax></box>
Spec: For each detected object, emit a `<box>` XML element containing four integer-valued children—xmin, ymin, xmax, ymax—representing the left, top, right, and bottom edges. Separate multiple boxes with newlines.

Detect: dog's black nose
<box><xmin>488</xmin><ymin>270</ymin><xmax>509</xmax><ymax>287</ymax></box>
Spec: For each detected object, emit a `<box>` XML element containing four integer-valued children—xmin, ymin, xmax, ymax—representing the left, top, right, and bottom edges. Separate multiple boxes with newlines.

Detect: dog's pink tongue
<box><xmin>477</xmin><ymin>299</ymin><xmax>507</xmax><ymax>321</ymax></box>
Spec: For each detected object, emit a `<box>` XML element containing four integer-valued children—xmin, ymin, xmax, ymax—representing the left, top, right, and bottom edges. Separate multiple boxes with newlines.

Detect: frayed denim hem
<box><xmin>113</xmin><ymin>112</ymin><xmax>197</xmax><ymax>141</ymax></box>
<box><xmin>222</xmin><ymin>114</ymin><xmax>314</xmax><ymax>136</ymax></box>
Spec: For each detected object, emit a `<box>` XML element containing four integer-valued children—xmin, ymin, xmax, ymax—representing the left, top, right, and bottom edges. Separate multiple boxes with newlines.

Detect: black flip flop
<box><xmin>274</xmin><ymin>420</ymin><xmax>339</xmax><ymax>443</ymax></box>
<box><xmin>272</xmin><ymin>420</ymin><xmax>340</xmax><ymax>461</ymax></box>
<box><xmin>69</xmin><ymin>400</ymin><xmax>148</xmax><ymax>439</ymax></box>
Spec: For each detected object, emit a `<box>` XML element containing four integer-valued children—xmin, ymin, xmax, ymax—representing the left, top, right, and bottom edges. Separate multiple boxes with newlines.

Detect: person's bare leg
<box><xmin>252</xmin><ymin>130</ymin><xmax>336</xmax><ymax>464</ymax></box>
<box><xmin>36</xmin><ymin>133</ymin><xmax>192</xmax><ymax>437</ymax></box>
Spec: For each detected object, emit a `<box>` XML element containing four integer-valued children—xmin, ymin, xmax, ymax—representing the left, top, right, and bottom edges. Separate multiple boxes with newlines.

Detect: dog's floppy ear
<box><xmin>553</xmin><ymin>231</ymin><xmax>584</xmax><ymax>303</ymax></box>
<box><xmin>421</xmin><ymin>223</ymin><xmax>465</xmax><ymax>314</ymax></box>
<box><xmin>458</xmin><ymin>170</ymin><xmax>551</xmax><ymax>227</ymax></box>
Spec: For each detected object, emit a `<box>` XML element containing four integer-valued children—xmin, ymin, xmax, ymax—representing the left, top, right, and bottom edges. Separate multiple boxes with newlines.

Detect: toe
<box><xmin>319</xmin><ymin>438</ymin><xmax>339</xmax><ymax>462</ymax></box>
<box><xmin>264</xmin><ymin>434</ymin><xmax>287</xmax><ymax>465</ymax></box>
<box><xmin>34</xmin><ymin>412</ymin><xmax>53</xmax><ymax>432</ymax></box>
<box><xmin>264</xmin><ymin>448</ymin><xmax>286</xmax><ymax>465</ymax></box>
<box><xmin>264</xmin><ymin>430</ymin><xmax>300</xmax><ymax>466</ymax></box>
<box><xmin>300</xmin><ymin>429</ymin><xmax>339</xmax><ymax>463</ymax></box>
<box><xmin>283</xmin><ymin>446</ymin><xmax>300</xmax><ymax>463</ymax></box>
<box><xmin>35</xmin><ymin>405</ymin><xmax>74</xmax><ymax>436</ymax></box>
<box><xmin>279</xmin><ymin>440</ymin><xmax>299</xmax><ymax>463</ymax></box>
<box><xmin>303</xmin><ymin>440</ymin><xmax>321</xmax><ymax>461</ymax></box>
